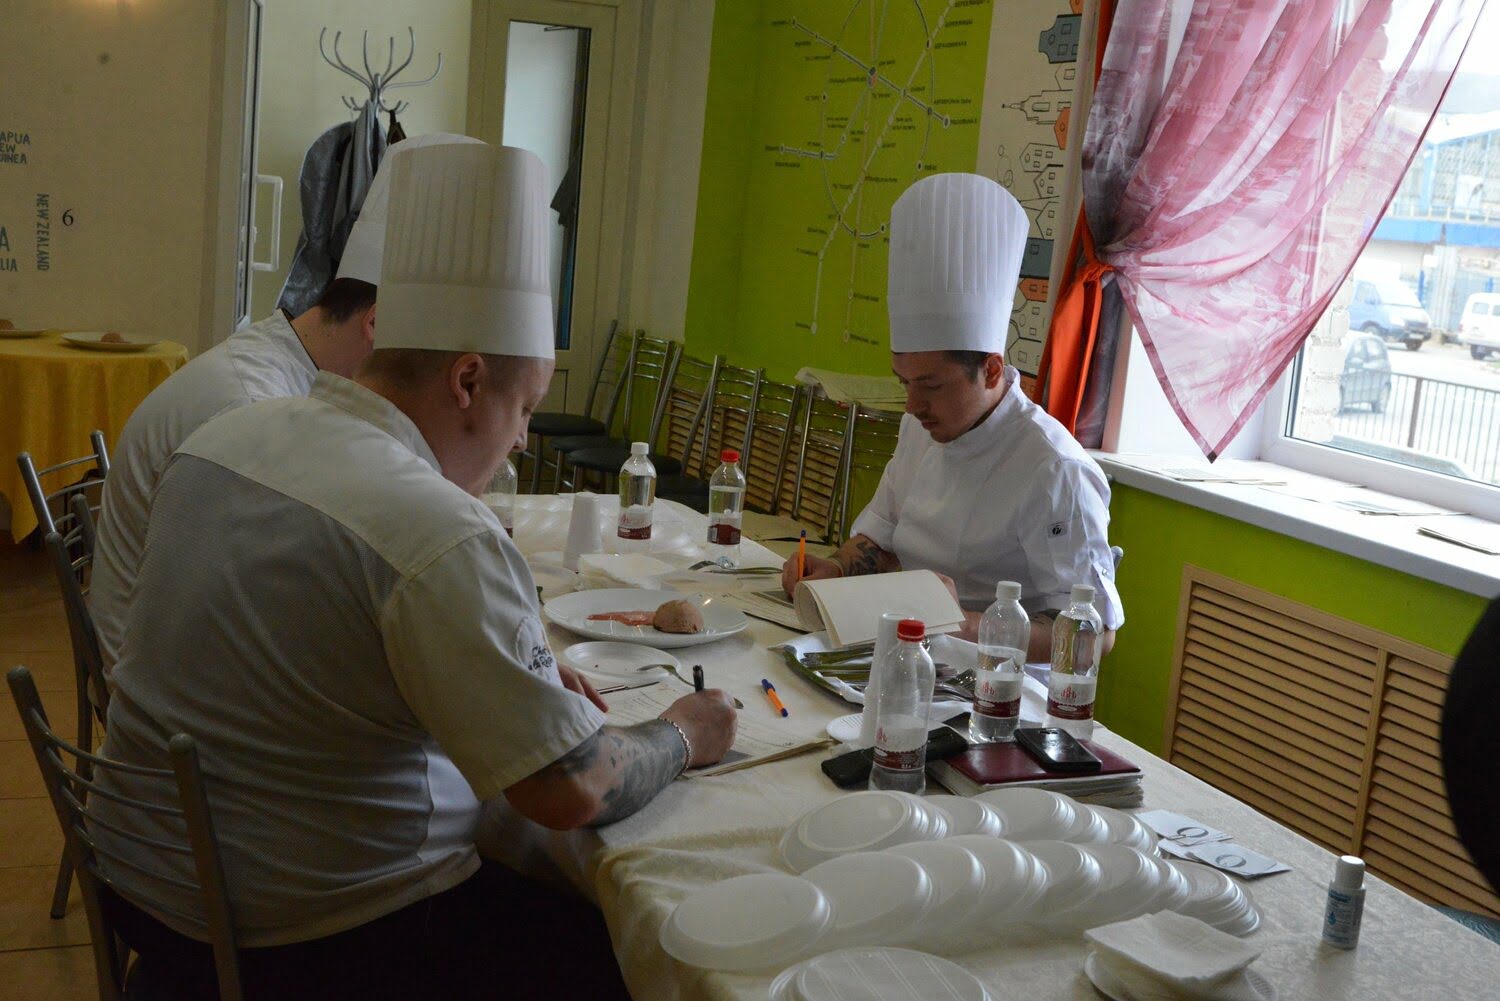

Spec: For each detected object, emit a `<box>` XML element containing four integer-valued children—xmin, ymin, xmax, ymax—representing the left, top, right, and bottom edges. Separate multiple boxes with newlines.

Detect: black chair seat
<box><xmin>569</xmin><ymin>446</ymin><xmax>683</xmax><ymax>477</ymax></box>
<box><xmin>658</xmin><ymin>475</ymin><xmax>711</xmax><ymax>513</ymax></box>
<box><xmin>529</xmin><ymin>412</ymin><xmax>606</xmax><ymax>438</ymax></box>
<box><xmin>552</xmin><ymin>433</ymin><xmax>627</xmax><ymax>457</ymax></box>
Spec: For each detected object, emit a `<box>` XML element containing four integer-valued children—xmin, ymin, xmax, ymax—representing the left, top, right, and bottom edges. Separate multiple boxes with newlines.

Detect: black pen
<box><xmin>693</xmin><ymin>664</ymin><xmax>704</xmax><ymax>692</ymax></box>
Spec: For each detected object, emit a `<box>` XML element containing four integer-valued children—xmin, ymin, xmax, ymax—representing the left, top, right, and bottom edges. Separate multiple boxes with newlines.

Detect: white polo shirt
<box><xmin>93</xmin><ymin>373</ymin><xmax>606</xmax><ymax>947</ymax></box>
<box><xmin>851</xmin><ymin>366</ymin><xmax>1124</xmax><ymax>628</ymax></box>
<box><xmin>91</xmin><ymin>312</ymin><xmax>318</xmax><ymax>673</ymax></box>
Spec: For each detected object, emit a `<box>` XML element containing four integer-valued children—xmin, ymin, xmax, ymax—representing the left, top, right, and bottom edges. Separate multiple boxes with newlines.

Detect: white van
<box><xmin>1459</xmin><ymin>293</ymin><xmax>1500</xmax><ymax>359</ymax></box>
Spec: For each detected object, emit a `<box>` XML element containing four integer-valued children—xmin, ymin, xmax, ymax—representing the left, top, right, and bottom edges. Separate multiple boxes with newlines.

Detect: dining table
<box><xmin>0</xmin><ymin>329</ymin><xmax>188</xmax><ymax>541</ymax></box>
<box><xmin>488</xmin><ymin>494</ymin><xmax>1500</xmax><ymax>1001</ymax></box>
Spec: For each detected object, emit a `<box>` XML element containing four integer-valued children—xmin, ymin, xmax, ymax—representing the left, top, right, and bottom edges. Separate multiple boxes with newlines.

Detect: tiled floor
<box><xmin>0</xmin><ymin>543</ymin><xmax>98</xmax><ymax>1000</ymax></box>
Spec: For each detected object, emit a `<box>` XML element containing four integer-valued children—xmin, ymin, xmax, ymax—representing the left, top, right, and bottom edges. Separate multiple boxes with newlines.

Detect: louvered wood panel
<box><xmin>1166</xmin><ymin>568</ymin><xmax>1498</xmax><ymax>918</ymax></box>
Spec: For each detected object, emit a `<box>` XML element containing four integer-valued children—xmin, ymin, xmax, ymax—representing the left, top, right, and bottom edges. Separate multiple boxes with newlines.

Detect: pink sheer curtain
<box><xmin>1084</xmin><ymin>0</ymin><xmax>1487</xmax><ymax>458</ymax></box>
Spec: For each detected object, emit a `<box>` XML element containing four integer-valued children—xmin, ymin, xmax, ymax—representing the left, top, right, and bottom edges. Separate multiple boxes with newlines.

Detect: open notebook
<box><xmin>791</xmin><ymin>570</ymin><xmax>966</xmax><ymax>646</ymax></box>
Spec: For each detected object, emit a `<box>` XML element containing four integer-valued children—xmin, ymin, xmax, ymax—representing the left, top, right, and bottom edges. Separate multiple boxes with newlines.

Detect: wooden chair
<box><xmin>552</xmin><ymin>334</ymin><xmax>685</xmax><ymax>490</ymax></box>
<box><xmin>8</xmin><ymin>666</ymin><xmax>244</xmax><ymax>1001</ymax></box>
<box><xmin>521</xmin><ymin>320</ymin><xmax>628</xmax><ymax>492</ymax></box>
<box><xmin>658</xmin><ymin>362</ymin><xmax>765</xmax><ymax>512</ymax></box>
<box><xmin>17</xmin><ymin>429</ymin><xmax>110</xmax><ymax>542</ymax></box>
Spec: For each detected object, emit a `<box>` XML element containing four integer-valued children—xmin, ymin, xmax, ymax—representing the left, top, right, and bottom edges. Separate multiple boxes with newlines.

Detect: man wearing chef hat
<box><xmin>91</xmin><ymin>142</ymin><xmax>735</xmax><ymax>998</ymax></box>
<box><xmin>90</xmin><ymin>132</ymin><xmax>482</xmax><ymax>677</ymax></box>
<box><xmin>783</xmin><ymin>173</ymin><xmax>1123</xmax><ymax>656</ymax></box>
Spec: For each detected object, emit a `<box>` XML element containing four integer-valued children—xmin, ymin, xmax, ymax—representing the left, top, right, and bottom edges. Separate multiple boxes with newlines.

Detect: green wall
<box><xmin>1100</xmin><ymin>483</ymin><xmax>1493</xmax><ymax>755</ymax></box>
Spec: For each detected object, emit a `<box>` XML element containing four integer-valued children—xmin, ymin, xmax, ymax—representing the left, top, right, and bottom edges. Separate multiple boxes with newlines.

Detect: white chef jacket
<box><xmin>92</xmin><ymin>373</ymin><xmax>606</xmax><ymax>947</ymax></box>
<box><xmin>91</xmin><ymin>312</ymin><xmax>317</xmax><ymax>673</ymax></box>
<box><xmin>850</xmin><ymin>366</ymin><xmax>1124</xmax><ymax>628</ymax></box>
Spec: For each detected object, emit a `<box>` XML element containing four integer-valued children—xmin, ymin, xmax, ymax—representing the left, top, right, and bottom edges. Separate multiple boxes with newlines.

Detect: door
<box><xmin>469</xmin><ymin>0</ymin><xmax>635</xmax><ymax>412</ymax></box>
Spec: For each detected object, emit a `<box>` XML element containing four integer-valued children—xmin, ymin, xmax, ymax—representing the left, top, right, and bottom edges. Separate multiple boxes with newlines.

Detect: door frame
<box><xmin>467</xmin><ymin>0</ymin><xmax>641</xmax><ymax>412</ymax></box>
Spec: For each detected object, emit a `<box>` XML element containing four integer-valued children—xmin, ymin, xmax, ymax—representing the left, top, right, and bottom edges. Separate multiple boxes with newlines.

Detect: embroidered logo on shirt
<box><xmin>1049</xmin><ymin>522</ymin><xmax>1066</xmax><ymax>537</ymax></box>
<box><xmin>515</xmin><ymin>615</ymin><xmax>558</xmax><ymax>680</ymax></box>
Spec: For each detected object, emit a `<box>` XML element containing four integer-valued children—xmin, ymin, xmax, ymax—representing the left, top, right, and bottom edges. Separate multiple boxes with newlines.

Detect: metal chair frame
<box><xmin>553</xmin><ymin>334</ymin><xmax>681</xmax><ymax>492</ymax></box>
<box><xmin>8</xmin><ymin>667</ymin><xmax>244</xmax><ymax>1001</ymax></box>
<box><xmin>784</xmin><ymin>393</ymin><xmax>855</xmax><ymax>544</ymax></box>
<box><xmin>17</xmin><ymin>429</ymin><xmax>110</xmax><ymax>541</ymax></box>
<box><xmin>835</xmin><ymin>404</ymin><xmax>904</xmax><ymax>545</ymax></box>
<box><xmin>523</xmin><ymin>320</ymin><xmax>629</xmax><ymax>492</ymax></box>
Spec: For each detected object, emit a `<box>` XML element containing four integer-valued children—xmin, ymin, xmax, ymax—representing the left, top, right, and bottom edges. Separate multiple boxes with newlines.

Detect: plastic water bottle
<box><xmin>706</xmin><ymin>448</ymin><xmax>746</xmax><ymax>567</ymax></box>
<box><xmin>970</xmin><ymin>580</ymin><xmax>1029</xmax><ymax>743</ymax></box>
<box><xmin>869</xmin><ymin>618</ymin><xmax>936</xmax><ymax>794</ymax></box>
<box><xmin>616</xmin><ymin>442</ymin><xmax>656</xmax><ymax>552</ymax></box>
<box><xmin>1047</xmin><ymin>584</ymin><xmax>1104</xmax><ymax>740</ymax></box>
<box><xmin>486</xmin><ymin>457</ymin><xmax>518</xmax><ymax>536</ymax></box>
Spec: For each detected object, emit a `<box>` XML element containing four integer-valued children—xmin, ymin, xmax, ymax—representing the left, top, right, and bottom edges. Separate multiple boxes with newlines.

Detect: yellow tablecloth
<box><xmin>0</xmin><ymin>332</ymin><xmax>188</xmax><ymax>541</ymax></box>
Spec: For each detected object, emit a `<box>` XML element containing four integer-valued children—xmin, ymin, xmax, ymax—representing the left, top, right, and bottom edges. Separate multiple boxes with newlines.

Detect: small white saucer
<box><xmin>559</xmin><ymin>641</ymin><xmax>680</xmax><ymax>682</ymax></box>
<box><xmin>825</xmin><ymin>713</ymin><xmax>864</xmax><ymax>743</ymax></box>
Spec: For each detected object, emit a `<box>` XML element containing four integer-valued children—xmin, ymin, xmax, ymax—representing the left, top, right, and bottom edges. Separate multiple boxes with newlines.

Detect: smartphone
<box><xmin>1015</xmin><ymin>727</ymin><xmax>1102</xmax><ymax>774</ymax></box>
<box><xmin>820</xmin><ymin>727</ymin><xmax>969</xmax><ymax>788</ymax></box>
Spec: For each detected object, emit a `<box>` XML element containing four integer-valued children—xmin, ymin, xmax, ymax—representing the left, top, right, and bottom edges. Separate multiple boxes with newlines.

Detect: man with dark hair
<box><xmin>782</xmin><ymin>174</ymin><xmax>1122</xmax><ymax>658</ymax></box>
<box><xmin>90</xmin><ymin>133</ymin><xmax>479</xmax><ymax>674</ymax></box>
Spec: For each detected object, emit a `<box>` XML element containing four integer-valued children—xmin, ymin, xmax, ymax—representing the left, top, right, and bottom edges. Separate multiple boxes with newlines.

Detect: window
<box><xmin>1266</xmin><ymin>4</ymin><xmax>1500</xmax><ymax>520</ymax></box>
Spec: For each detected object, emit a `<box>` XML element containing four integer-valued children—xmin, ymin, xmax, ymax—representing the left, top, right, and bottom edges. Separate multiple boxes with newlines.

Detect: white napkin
<box><xmin>1085</xmin><ymin>912</ymin><xmax>1263</xmax><ymax>1001</ymax></box>
<box><xmin>577</xmin><ymin>553</ymin><xmax>676</xmax><ymax>589</ymax></box>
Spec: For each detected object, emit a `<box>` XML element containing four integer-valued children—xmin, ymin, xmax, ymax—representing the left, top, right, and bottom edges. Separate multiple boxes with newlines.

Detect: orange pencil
<box><xmin>797</xmin><ymin>530</ymin><xmax>807</xmax><ymax>583</ymax></box>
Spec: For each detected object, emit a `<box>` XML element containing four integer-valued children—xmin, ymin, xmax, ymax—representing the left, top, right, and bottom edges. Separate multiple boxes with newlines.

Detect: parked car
<box><xmin>1458</xmin><ymin>292</ymin><xmax>1500</xmax><ymax>360</ymax></box>
<box><xmin>1348</xmin><ymin>277</ymin><xmax>1432</xmax><ymax>351</ymax></box>
<box><xmin>1339</xmin><ymin>334</ymin><xmax>1392</xmax><ymax>413</ymax></box>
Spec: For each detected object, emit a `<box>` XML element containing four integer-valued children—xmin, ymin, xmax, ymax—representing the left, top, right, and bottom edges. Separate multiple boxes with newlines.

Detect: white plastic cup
<box><xmin>564</xmin><ymin>493</ymin><xmax>605</xmax><ymax>570</ymax></box>
<box><xmin>855</xmin><ymin>612</ymin><xmax>912</xmax><ymax>749</ymax></box>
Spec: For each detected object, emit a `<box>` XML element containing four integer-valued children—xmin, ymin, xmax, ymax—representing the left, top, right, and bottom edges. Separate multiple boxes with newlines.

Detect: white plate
<box><xmin>61</xmin><ymin>332</ymin><xmax>159</xmax><ymax>352</ymax></box>
<box><xmin>1053</xmin><ymin>845</ymin><xmax>1161</xmax><ymax>930</ymax></box>
<box><xmin>825</xmin><ymin>713</ymin><xmax>864</xmax><ymax>743</ymax></box>
<box><xmin>660</xmin><ymin>873</ymin><xmax>832</xmax><ymax>973</ymax></box>
<box><xmin>1027</xmin><ymin>841</ymin><xmax>1104</xmax><ymax>922</ymax></box>
<box><xmin>781</xmin><ymin>792</ymin><xmax>932</xmax><ymax>873</ymax></box>
<box><xmin>1083</xmin><ymin>952</ymin><xmax>1277</xmax><ymax>1001</ymax></box>
<box><xmin>885</xmin><ymin>841</ymin><xmax>988</xmax><ymax>947</ymax></box>
<box><xmin>925</xmin><ymin>795</ymin><xmax>1005</xmax><ymax>838</ymax></box>
<box><xmin>801</xmin><ymin>853</ymin><xmax>935</xmax><ymax>950</ymax></box>
<box><xmin>795</xmin><ymin>948</ymin><xmax>992</xmax><ymax>1001</ymax></box>
<box><xmin>1063</xmin><ymin>805</ymin><xmax>1115</xmax><ymax>845</ymax></box>
<box><xmin>945</xmin><ymin>836</ymin><xmax>1040</xmax><ymax>924</ymax></box>
<box><xmin>0</xmin><ymin>328</ymin><xmax>46</xmax><ymax>339</ymax></box>
<box><xmin>526</xmin><ymin>558</ymin><xmax>578</xmax><ymax>599</ymax></box>
<box><xmin>543</xmin><ymin>588</ymin><xmax>749</xmax><ymax>648</ymax></box>
<box><xmin>977</xmin><ymin>788</ymin><xmax>1079</xmax><ymax>841</ymax></box>
<box><xmin>559</xmin><ymin>641</ymin><xmax>679</xmax><ymax>682</ymax></box>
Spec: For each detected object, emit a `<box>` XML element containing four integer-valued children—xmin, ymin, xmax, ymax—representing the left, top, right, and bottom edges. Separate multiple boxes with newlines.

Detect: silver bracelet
<box><xmin>658</xmin><ymin>715</ymin><xmax>692</xmax><ymax>776</ymax></box>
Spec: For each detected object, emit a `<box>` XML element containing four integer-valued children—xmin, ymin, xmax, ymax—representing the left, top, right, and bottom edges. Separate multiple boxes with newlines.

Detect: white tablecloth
<box><xmin>494</xmin><ymin>496</ymin><xmax>1500</xmax><ymax>1000</ymax></box>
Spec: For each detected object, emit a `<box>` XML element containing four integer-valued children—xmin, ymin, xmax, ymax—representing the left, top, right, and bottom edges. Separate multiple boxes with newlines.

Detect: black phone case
<box><xmin>820</xmin><ymin>727</ymin><xmax>969</xmax><ymax>788</ymax></box>
<box><xmin>1014</xmin><ymin>726</ymin><xmax>1102</xmax><ymax>773</ymax></box>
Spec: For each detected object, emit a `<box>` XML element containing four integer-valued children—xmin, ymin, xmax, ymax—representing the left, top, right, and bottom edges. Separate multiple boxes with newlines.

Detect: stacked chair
<box><xmin>657</xmin><ymin>362</ymin><xmax>765</xmax><ymax>512</ymax></box>
<box><xmin>520</xmin><ymin>320</ymin><xmax>630</xmax><ymax>492</ymax></box>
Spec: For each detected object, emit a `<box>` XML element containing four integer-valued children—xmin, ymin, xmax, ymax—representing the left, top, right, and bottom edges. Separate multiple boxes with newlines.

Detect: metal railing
<box><xmin>1328</xmin><ymin>370</ymin><xmax>1500</xmax><ymax>483</ymax></box>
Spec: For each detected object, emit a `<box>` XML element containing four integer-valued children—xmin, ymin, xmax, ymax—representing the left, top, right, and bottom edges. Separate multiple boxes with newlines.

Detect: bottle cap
<box><xmin>897</xmin><ymin>619</ymin><xmax>925</xmax><ymax>642</ymax></box>
<box><xmin>996</xmin><ymin>580</ymin><xmax>1022</xmax><ymax>601</ymax></box>
<box><xmin>1070</xmin><ymin>584</ymin><xmax>1096</xmax><ymax>605</ymax></box>
<box><xmin>1333</xmin><ymin>855</ymin><xmax>1365</xmax><ymax>890</ymax></box>
<box><xmin>721</xmin><ymin>448</ymin><xmax>741</xmax><ymax>463</ymax></box>
<box><xmin>630</xmin><ymin>442</ymin><xmax>649</xmax><ymax>456</ymax></box>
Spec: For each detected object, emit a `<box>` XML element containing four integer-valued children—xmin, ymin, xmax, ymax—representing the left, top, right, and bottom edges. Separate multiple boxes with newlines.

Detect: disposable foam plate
<box><xmin>1175</xmin><ymin>861</ymin><xmax>1237</xmax><ymax>909</ymax></box>
<box><xmin>926</xmin><ymin>795</ymin><xmax>1005</xmax><ymax>837</ymax></box>
<box><xmin>825</xmin><ymin>713</ymin><xmax>864</xmax><ymax>744</ymax></box>
<box><xmin>885</xmin><ymin>841</ymin><xmax>988</xmax><ymax>948</ymax></box>
<box><xmin>976</xmin><ymin>788</ymin><xmax>1078</xmax><ymax>841</ymax></box>
<box><xmin>1026</xmin><ymin>840</ymin><xmax>1104</xmax><ymax>922</ymax></box>
<box><xmin>794</xmin><ymin>948</ymin><xmax>992</xmax><ymax>1001</ymax></box>
<box><xmin>1050</xmin><ymin>845</ymin><xmax>1161</xmax><ymax>930</ymax></box>
<box><xmin>784</xmin><ymin>792</ymin><xmax>930</xmax><ymax>872</ymax></box>
<box><xmin>1090</xmin><ymin>806</ymin><xmax>1158</xmax><ymax>853</ymax></box>
<box><xmin>1061</xmin><ymin>804</ymin><xmax>1114</xmax><ymax>845</ymax></box>
<box><xmin>945</xmin><ymin>836</ymin><xmax>1042</xmax><ymax>925</ymax></box>
<box><xmin>660</xmin><ymin>873</ymin><xmax>832</xmax><ymax>972</ymax></box>
<box><xmin>560</xmin><ymin>641</ymin><xmax>678</xmax><ymax>682</ymax></box>
<box><xmin>802</xmin><ymin>852</ymin><xmax>936</xmax><ymax>949</ymax></box>
<box><xmin>1144</xmin><ymin>857</ymin><xmax>1193</xmax><ymax>914</ymax></box>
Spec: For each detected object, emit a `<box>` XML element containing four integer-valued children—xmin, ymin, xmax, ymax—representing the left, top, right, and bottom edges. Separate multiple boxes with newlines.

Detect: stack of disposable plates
<box><xmin>1088</xmin><ymin>805</ymin><xmax>1159</xmax><ymax>854</ymax></box>
<box><xmin>659</xmin><ymin>873</ymin><xmax>832</xmax><ymax>972</ymax></box>
<box><xmin>1170</xmin><ymin>861</ymin><xmax>1262</xmax><ymax>937</ymax></box>
<box><xmin>884</xmin><ymin>841</ymin><xmax>988</xmax><ymax>950</ymax></box>
<box><xmin>1048</xmin><ymin>844</ymin><xmax>1163</xmax><ymax>931</ymax></box>
<box><xmin>1060</xmin><ymin>803</ymin><xmax>1113</xmax><ymax>845</ymax></box>
<box><xmin>1025</xmin><ymin>841</ymin><xmax>1105</xmax><ymax>924</ymax></box>
<box><xmin>975</xmin><ymin>789</ymin><xmax>1078</xmax><ymax>841</ymax></box>
<box><xmin>770</xmin><ymin>947</ymin><xmax>992</xmax><ymax>1001</ymax></box>
<box><xmin>779</xmin><ymin>791</ymin><xmax>946</xmax><ymax>873</ymax></box>
<box><xmin>800</xmin><ymin>852</ymin><xmax>935</xmax><ymax>950</ymax></box>
<box><xmin>945</xmin><ymin>835</ymin><xmax>1049</xmax><ymax>926</ymax></box>
<box><xmin>926</xmin><ymin>795</ymin><xmax>1005</xmax><ymax>837</ymax></box>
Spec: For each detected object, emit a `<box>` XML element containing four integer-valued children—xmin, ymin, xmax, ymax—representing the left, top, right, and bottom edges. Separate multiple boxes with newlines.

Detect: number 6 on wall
<box><xmin>251</xmin><ymin>173</ymin><xmax>282</xmax><ymax>273</ymax></box>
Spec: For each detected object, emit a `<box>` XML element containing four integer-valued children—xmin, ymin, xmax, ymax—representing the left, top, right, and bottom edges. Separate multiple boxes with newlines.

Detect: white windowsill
<box><xmin>1094</xmin><ymin>453</ymin><xmax>1500</xmax><ymax>599</ymax></box>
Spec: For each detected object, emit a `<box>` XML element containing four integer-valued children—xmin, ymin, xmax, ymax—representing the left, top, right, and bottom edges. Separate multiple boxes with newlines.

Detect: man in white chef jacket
<box><xmin>782</xmin><ymin>173</ymin><xmax>1123</xmax><ymax>657</ymax></box>
<box><xmin>92</xmin><ymin>143</ymin><xmax>736</xmax><ymax>1000</ymax></box>
<box><xmin>90</xmin><ymin>132</ymin><xmax>482</xmax><ymax>676</ymax></box>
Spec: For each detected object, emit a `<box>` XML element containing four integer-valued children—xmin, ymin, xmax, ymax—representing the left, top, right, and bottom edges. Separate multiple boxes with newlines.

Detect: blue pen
<box><xmin>761</xmin><ymin>678</ymin><xmax>789</xmax><ymax>717</ymax></box>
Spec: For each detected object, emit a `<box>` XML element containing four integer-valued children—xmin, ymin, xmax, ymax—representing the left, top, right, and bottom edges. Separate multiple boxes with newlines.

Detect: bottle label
<box><xmin>872</xmin><ymin>745</ymin><xmax>923</xmax><ymax>772</ymax></box>
<box><xmin>873</xmin><ymin>718</ymin><xmax>926</xmax><ymax>772</ymax></box>
<box><xmin>707</xmin><ymin>522</ymin><xmax>742</xmax><ymax>546</ymax></box>
<box><xmin>974</xmin><ymin>671</ymin><xmax>1022</xmax><ymax>719</ymax></box>
<box><xmin>617</xmin><ymin>505</ymin><xmax>653</xmax><ymax>540</ymax></box>
<box><xmin>1047</xmin><ymin>674</ymin><xmax>1096</xmax><ymax>721</ymax></box>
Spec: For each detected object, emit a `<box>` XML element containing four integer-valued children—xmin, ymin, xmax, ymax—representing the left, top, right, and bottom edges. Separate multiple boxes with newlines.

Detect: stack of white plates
<box><xmin>770</xmin><ymin>947</ymin><xmax>992</xmax><ymax>1001</ymax></box>
<box><xmin>1048</xmin><ymin>845</ymin><xmax>1164</xmax><ymax>930</ymax></box>
<box><xmin>1170</xmin><ymin>861</ymin><xmax>1262</xmax><ymax>936</ymax></box>
<box><xmin>801</xmin><ymin>852</ymin><xmax>935</xmax><ymax>950</ymax></box>
<box><xmin>1025</xmin><ymin>841</ymin><xmax>1105</xmax><ymax>924</ymax></box>
<box><xmin>1088</xmin><ymin>805</ymin><xmax>1159</xmax><ymax>854</ymax></box>
<box><xmin>884</xmin><ymin>841</ymin><xmax>988</xmax><ymax>949</ymax></box>
<box><xmin>926</xmin><ymin>795</ymin><xmax>1006</xmax><ymax>837</ymax></box>
<box><xmin>945</xmin><ymin>835</ymin><xmax>1049</xmax><ymax>925</ymax></box>
<box><xmin>659</xmin><ymin>873</ymin><xmax>832</xmax><ymax>972</ymax></box>
<box><xmin>975</xmin><ymin>789</ymin><xmax>1078</xmax><ymax>841</ymax></box>
<box><xmin>1060</xmin><ymin>803</ymin><xmax>1114</xmax><ymax>845</ymax></box>
<box><xmin>779</xmin><ymin>792</ymin><xmax>947</xmax><ymax>873</ymax></box>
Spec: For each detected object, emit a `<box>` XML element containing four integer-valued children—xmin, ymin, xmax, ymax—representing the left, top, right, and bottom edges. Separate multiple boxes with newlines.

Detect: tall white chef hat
<box><xmin>887</xmin><ymin>172</ymin><xmax>1029</xmax><ymax>354</ymax></box>
<box><xmin>336</xmin><ymin>132</ymin><xmax>486</xmax><ymax>285</ymax></box>
<box><xmin>376</xmin><ymin>142</ymin><xmax>555</xmax><ymax>359</ymax></box>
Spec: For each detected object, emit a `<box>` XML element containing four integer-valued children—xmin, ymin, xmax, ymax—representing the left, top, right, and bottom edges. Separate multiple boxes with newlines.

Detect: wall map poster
<box><xmin>977</xmin><ymin>0</ymin><xmax>1089</xmax><ymax>375</ymax></box>
<box><xmin>728</xmin><ymin>0</ymin><xmax>995</xmax><ymax>374</ymax></box>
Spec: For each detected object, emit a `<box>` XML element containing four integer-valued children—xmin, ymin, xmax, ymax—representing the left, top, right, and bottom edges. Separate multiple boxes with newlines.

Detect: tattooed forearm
<box><xmin>540</xmin><ymin>721</ymin><xmax>687</xmax><ymax>827</ymax></box>
<box><xmin>834</xmin><ymin>535</ymin><xmax>901</xmax><ymax>578</ymax></box>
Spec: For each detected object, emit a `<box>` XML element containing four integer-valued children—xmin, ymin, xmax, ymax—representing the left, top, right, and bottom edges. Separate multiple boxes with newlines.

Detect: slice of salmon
<box><xmin>586</xmin><ymin>610</ymin><xmax>657</xmax><ymax>627</ymax></box>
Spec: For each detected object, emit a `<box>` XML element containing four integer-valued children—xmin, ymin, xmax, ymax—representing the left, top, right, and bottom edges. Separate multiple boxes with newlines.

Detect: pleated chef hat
<box><xmin>337</xmin><ymin>133</ymin><xmax>485</xmax><ymax>285</ymax></box>
<box><xmin>887</xmin><ymin>173</ymin><xmax>1029</xmax><ymax>354</ymax></box>
<box><xmin>376</xmin><ymin>142</ymin><xmax>555</xmax><ymax>359</ymax></box>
